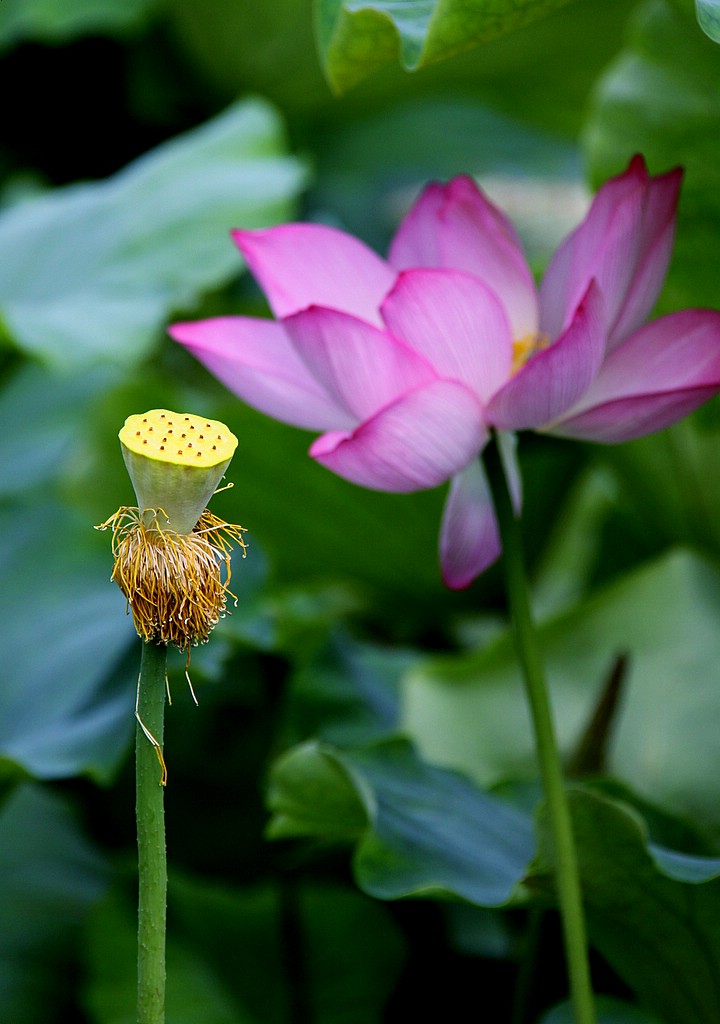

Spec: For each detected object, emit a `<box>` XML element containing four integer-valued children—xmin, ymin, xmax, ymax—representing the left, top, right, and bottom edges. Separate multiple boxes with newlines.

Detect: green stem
<box><xmin>136</xmin><ymin>640</ymin><xmax>168</xmax><ymax>1024</ymax></box>
<box><xmin>484</xmin><ymin>438</ymin><xmax>595</xmax><ymax>1024</ymax></box>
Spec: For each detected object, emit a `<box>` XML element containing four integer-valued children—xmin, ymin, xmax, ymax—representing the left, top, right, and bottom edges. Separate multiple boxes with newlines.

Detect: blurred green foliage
<box><xmin>2</xmin><ymin>0</ymin><xmax>720</xmax><ymax>1021</ymax></box>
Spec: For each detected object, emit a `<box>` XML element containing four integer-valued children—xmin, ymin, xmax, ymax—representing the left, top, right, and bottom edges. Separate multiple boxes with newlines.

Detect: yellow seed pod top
<box><xmin>119</xmin><ymin>409</ymin><xmax>237</xmax><ymax>467</ymax></box>
<box><xmin>119</xmin><ymin>409</ymin><xmax>238</xmax><ymax>535</ymax></box>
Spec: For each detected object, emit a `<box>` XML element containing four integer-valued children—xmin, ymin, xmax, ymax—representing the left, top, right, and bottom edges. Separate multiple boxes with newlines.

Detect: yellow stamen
<box><xmin>135</xmin><ymin>671</ymin><xmax>168</xmax><ymax>786</ymax></box>
<box><xmin>512</xmin><ymin>332</ymin><xmax>550</xmax><ymax>374</ymax></box>
<box><xmin>96</xmin><ymin>506</ymin><xmax>247</xmax><ymax>651</ymax></box>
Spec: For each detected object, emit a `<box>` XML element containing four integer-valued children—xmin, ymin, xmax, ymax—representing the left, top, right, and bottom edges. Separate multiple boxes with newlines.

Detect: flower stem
<box><xmin>136</xmin><ymin>639</ymin><xmax>168</xmax><ymax>1024</ymax></box>
<box><xmin>484</xmin><ymin>438</ymin><xmax>595</xmax><ymax>1024</ymax></box>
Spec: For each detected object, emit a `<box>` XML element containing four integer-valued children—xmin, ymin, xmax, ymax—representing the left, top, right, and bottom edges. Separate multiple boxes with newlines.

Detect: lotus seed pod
<box><xmin>99</xmin><ymin>408</ymin><xmax>246</xmax><ymax>648</ymax></box>
<box><xmin>119</xmin><ymin>409</ymin><xmax>238</xmax><ymax>534</ymax></box>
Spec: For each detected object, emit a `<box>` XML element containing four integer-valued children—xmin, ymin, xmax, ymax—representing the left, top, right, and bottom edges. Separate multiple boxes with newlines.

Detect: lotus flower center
<box><xmin>512</xmin><ymin>333</ymin><xmax>549</xmax><ymax>375</ymax></box>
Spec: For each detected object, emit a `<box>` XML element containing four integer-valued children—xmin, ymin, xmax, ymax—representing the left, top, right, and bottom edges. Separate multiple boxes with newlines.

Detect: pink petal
<box><xmin>487</xmin><ymin>282</ymin><xmax>606</xmax><ymax>430</ymax></box>
<box><xmin>233</xmin><ymin>223</ymin><xmax>396</xmax><ymax>326</ymax></box>
<box><xmin>540</xmin><ymin>156</ymin><xmax>681</xmax><ymax>347</ymax></box>
<box><xmin>310</xmin><ymin>380</ymin><xmax>486</xmax><ymax>493</ymax></box>
<box><xmin>388</xmin><ymin>181</ymin><xmax>446</xmax><ymax>267</ymax></box>
<box><xmin>388</xmin><ymin>176</ymin><xmax>539</xmax><ymax>339</ymax></box>
<box><xmin>381</xmin><ymin>268</ymin><xmax>513</xmax><ymax>403</ymax></box>
<box><xmin>610</xmin><ymin>165</ymin><xmax>682</xmax><ymax>344</ymax></box>
<box><xmin>548</xmin><ymin>309</ymin><xmax>720</xmax><ymax>442</ymax></box>
<box><xmin>283</xmin><ymin>305</ymin><xmax>437</xmax><ymax>422</ymax></box>
<box><xmin>439</xmin><ymin>461</ymin><xmax>501</xmax><ymax>589</ymax></box>
<box><xmin>547</xmin><ymin>388</ymin><xmax>720</xmax><ymax>444</ymax></box>
<box><xmin>169</xmin><ymin>316</ymin><xmax>352</xmax><ymax>431</ymax></box>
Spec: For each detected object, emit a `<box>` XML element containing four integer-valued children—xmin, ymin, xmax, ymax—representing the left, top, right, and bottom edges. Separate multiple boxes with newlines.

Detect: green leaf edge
<box><xmin>315</xmin><ymin>0</ymin><xmax>577</xmax><ymax>93</ymax></box>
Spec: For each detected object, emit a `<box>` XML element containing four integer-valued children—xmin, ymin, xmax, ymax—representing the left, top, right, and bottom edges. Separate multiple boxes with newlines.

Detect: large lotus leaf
<box><xmin>0</xmin><ymin>362</ymin><xmax>115</xmax><ymax>498</ymax></box>
<box><xmin>267</xmin><ymin>737</ymin><xmax>535</xmax><ymax>906</ymax></box>
<box><xmin>285</xmin><ymin>631</ymin><xmax>416</xmax><ymax>745</ymax></box>
<box><xmin>403</xmin><ymin>551</ymin><xmax>720</xmax><ymax>833</ymax></box>
<box><xmin>0</xmin><ymin>0</ymin><xmax>153</xmax><ymax>49</ymax></box>
<box><xmin>535</xmin><ymin>790</ymin><xmax>720</xmax><ymax>1024</ymax></box>
<box><xmin>315</xmin><ymin>0</ymin><xmax>577</xmax><ymax>92</ymax></box>
<box><xmin>0</xmin><ymin>98</ymin><xmax>307</xmax><ymax>368</ymax></box>
<box><xmin>0</xmin><ymin>783</ymin><xmax>107</xmax><ymax>1024</ymax></box>
<box><xmin>697</xmin><ymin>0</ymin><xmax>720</xmax><ymax>40</ymax></box>
<box><xmin>0</xmin><ymin>499</ymin><xmax>136</xmax><ymax>782</ymax></box>
<box><xmin>583</xmin><ymin>0</ymin><xmax>720</xmax><ymax>311</ymax></box>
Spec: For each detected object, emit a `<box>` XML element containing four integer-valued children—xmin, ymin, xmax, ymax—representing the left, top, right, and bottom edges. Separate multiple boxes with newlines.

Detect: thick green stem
<box><xmin>484</xmin><ymin>439</ymin><xmax>595</xmax><ymax>1024</ymax></box>
<box><xmin>136</xmin><ymin>640</ymin><xmax>168</xmax><ymax>1024</ymax></box>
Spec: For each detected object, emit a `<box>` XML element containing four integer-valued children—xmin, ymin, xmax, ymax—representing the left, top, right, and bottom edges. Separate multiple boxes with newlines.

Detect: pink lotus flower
<box><xmin>169</xmin><ymin>156</ymin><xmax>720</xmax><ymax>588</ymax></box>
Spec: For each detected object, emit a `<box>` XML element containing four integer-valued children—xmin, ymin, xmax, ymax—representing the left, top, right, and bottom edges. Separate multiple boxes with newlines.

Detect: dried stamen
<box><xmin>96</xmin><ymin>507</ymin><xmax>247</xmax><ymax>650</ymax></box>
